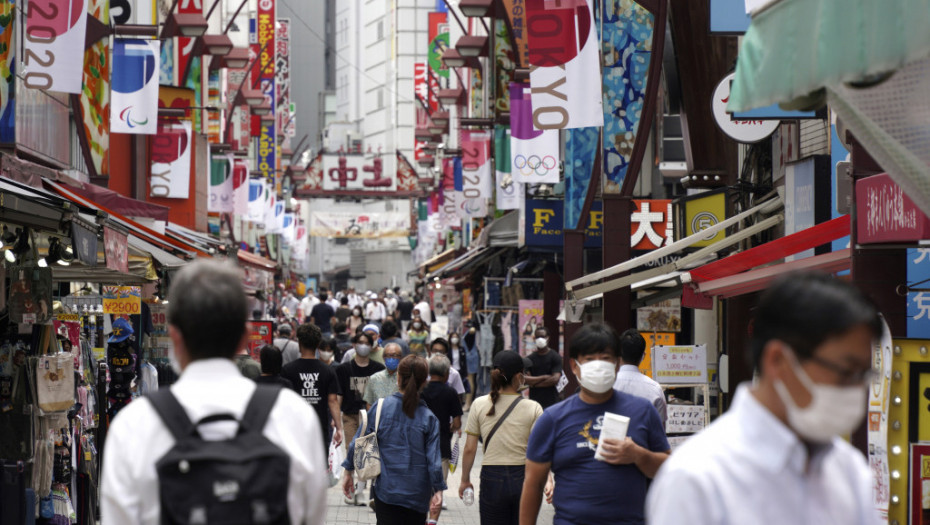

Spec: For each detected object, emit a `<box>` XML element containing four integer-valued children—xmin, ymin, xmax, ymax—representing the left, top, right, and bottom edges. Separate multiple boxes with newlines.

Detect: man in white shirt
<box><xmin>647</xmin><ymin>273</ymin><xmax>883</xmax><ymax>525</ymax></box>
<box><xmin>613</xmin><ymin>328</ymin><xmax>666</xmax><ymax>425</ymax></box>
<box><xmin>101</xmin><ymin>259</ymin><xmax>327</xmax><ymax>525</ymax></box>
<box><xmin>415</xmin><ymin>296</ymin><xmax>432</xmax><ymax>324</ymax></box>
<box><xmin>299</xmin><ymin>291</ymin><xmax>320</xmax><ymax>322</ymax></box>
<box><xmin>346</xmin><ymin>287</ymin><xmax>362</xmax><ymax>310</ymax></box>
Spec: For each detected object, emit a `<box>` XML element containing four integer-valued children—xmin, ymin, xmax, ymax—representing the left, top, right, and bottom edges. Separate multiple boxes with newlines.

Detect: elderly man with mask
<box><xmin>362</xmin><ymin>343</ymin><xmax>403</xmax><ymax>411</ymax></box>
<box><xmin>647</xmin><ymin>273</ymin><xmax>883</xmax><ymax>525</ymax></box>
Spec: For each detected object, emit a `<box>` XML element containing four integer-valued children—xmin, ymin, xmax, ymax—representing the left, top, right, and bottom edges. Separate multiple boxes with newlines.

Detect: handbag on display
<box><xmin>353</xmin><ymin>399</ymin><xmax>384</xmax><ymax>482</ymax></box>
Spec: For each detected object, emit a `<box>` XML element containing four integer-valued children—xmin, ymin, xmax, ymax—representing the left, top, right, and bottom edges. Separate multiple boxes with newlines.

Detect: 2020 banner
<box><xmin>23</xmin><ymin>0</ymin><xmax>88</xmax><ymax>94</ymax></box>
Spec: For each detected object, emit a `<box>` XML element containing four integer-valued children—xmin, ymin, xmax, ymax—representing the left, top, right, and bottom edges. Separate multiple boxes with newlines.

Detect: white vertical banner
<box><xmin>111</xmin><ymin>39</ymin><xmax>160</xmax><ymax>134</ymax></box>
<box><xmin>208</xmin><ymin>154</ymin><xmax>234</xmax><ymax>213</ymax></box>
<box><xmin>247</xmin><ymin>179</ymin><xmax>266</xmax><ymax>222</ymax></box>
<box><xmin>496</xmin><ymin>170</ymin><xmax>523</xmax><ymax>210</ymax></box>
<box><xmin>460</xmin><ymin>131</ymin><xmax>491</xmax><ymax>219</ymax></box>
<box><xmin>510</xmin><ymin>84</ymin><xmax>560</xmax><ymax>183</ymax></box>
<box><xmin>263</xmin><ymin>188</ymin><xmax>277</xmax><ymax>229</ymax></box>
<box><xmin>525</xmin><ymin>0</ymin><xmax>603</xmax><ymax>130</ymax></box>
<box><xmin>232</xmin><ymin>159</ymin><xmax>250</xmax><ymax>216</ymax></box>
<box><xmin>150</xmin><ymin>120</ymin><xmax>192</xmax><ymax>199</ymax></box>
<box><xmin>22</xmin><ymin>0</ymin><xmax>88</xmax><ymax>94</ymax></box>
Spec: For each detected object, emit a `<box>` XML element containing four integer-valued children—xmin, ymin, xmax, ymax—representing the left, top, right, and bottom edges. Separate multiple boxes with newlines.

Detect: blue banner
<box><xmin>564</xmin><ymin>127</ymin><xmax>599</xmax><ymax>230</ymax></box>
<box><xmin>525</xmin><ymin>199</ymin><xmax>603</xmax><ymax>248</ymax></box>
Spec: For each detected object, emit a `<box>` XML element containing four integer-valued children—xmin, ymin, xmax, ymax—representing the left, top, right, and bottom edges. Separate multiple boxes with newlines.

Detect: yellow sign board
<box><xmin>642</xmin><ymin>332</ymin><xmax>675</xmax><ymax>379</ymax></box>
<box><xmin>684</xmin><ymin>192</ymin><xmax>727</xmax><ymax>247</ymax></box>
<box><xmin>102</xmin><ymin>286</ymin><xmax>142</xmax><ymax>315</ymax></box>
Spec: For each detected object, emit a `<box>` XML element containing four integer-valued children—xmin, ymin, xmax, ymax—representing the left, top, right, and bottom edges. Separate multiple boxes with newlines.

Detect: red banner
<box><xmin>857</xmin><ymin>172</ymin><xmax>930</xmax><ymax>244</ymax></box>
<box><xmin>104</xmin><ymin>226</ymin><xmax>129</xmax><ymax>273</ymax></box>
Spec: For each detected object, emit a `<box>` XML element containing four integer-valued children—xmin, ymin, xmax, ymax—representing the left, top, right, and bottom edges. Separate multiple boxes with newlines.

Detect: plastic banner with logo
<box><xmin>601</xmin><ymin>0</ymin><xmax>654</xmax><ymax>193</ymax></box>
<box><xmin>525</xmin><ymin>199</ymin><xmax>603</xmax><ymax>247</ymax></box>
<box><xmin>102</xmin><ymin>286</ymin><xmax>141</xmax><ymax>315</ymax></box>
<box><xmin>495</xmin><ymin>126</ymin><xmax>522</xmax><ymax>211</ymax></box>
<box><xmin>247</xmin><ymin>178</ymin><xmax>267</xmax><ymax>222</ymax></box>
<box><xmin>460</xmin><ymin>131</ymin><xmax>491</xmax><ymax>219</ymax></box>
<box><xmin>104</xmin><ymin>226</ymin><xmax>128</xmax><ymax>273</ymax></box>
<box><xmin>22</xmin><ymin>0</ymin><xmax>88</xmax><ymax>94</ymax></box>
<box><xmin>110</xmin><ymin>0</ymin><xmax>155</xmax><ymax>25</ymax></box>
<box><xmin>257</xmin><ymin>0</ymin><xmax>276</xmax><ymax>185</ymax></box>
<box><xmin>111</xmin><ymin>38</ymin><xmax>160</xmax><ymax>134</ymax></box>
<box><xmin>233</xmin><ymin>159</ymin><xmax>250</xmax><ymax>215</ymax></box>
<box><xmin>0</xmin><ymin>0</ymin><xmax>13</xmax><ymax>143</ymax></box>
<box><xmin>8</xmin><ymin>266</ymin><xmax>52</xmax><ymax>324</ymax></box>
<box><xmin>500</xmin><ymin>0</ymin><xmax>529</xmax><ymax>68</ymax></box>
<box><xmin>526</xmin><ymin>0</ymin><xmax>602</xmax><ymax>130</ymax></box>
<box><xmin>309</xmin><ymin>212</ymin><xmax>410</xmax><ymax>239</ymax></box>
<box><xmin>150</xmin><ymin>120</ymin><xmax>192</xmax><ymax>199</ymax></box>
<box><xmin>510</xmin><ymin>83</ymin><xmax>559</xmax><ymax>184</ymax></box>
<box><xmin>209</xmin><ymin>153</ymin><xmax>234</xmax><ymax>212</ymax></box>
<box><xmin>79</xmin><ymin>0</ymin><xmax>111</xmax><ymax>176</ymax></box>
<box><xmin>428</xmin><ymin>12</ymin><xmax>448</xmax><ymax>79</ymax></box>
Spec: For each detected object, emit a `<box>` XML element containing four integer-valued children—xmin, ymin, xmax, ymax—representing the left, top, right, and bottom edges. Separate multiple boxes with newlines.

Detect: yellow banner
<box><xmin>684</xmin><ymin>192</ymin><xmax>727</xmax><ymax>247</ymax></box>
<box><xmin>102</xmin><ymin>286</ymin><xmax>142</xmax><ymax>315</ymax></box>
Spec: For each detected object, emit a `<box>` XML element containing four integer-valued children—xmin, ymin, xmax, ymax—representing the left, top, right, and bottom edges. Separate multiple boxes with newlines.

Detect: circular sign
<box><xmin>711</xmin><ymin>73</ymin><xmax>779</xmax><ymax>143</ymax></box>
<box><xmin>691</xmin><ymin>211</ymin><xmax>720</xmax><ymax>241</ymax></box>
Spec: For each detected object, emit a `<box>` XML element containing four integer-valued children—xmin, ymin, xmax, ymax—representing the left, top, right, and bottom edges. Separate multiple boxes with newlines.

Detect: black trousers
<box><xmin>479</xmin><ymin>465</ymin><xmax>525</xmax><ymax>525</ymax></box>
<box><xmin>374</xmin><ymin>495</ymin><xmax>427</xmax><ymax>525</ymax></box>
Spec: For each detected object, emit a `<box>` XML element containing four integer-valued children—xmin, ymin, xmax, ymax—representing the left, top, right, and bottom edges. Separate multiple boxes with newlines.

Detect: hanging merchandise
<box><xmin>36</xmin><ymin>354</ymin><xmax>74</xmax><ymax>413</ymax></box>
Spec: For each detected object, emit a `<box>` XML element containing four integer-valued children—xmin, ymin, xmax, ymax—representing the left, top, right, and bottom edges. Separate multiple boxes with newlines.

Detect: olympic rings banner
<box><xmin>510</xmin><ymin>83</ymin><xmax>560</xmax><ymax>184</ymax></box>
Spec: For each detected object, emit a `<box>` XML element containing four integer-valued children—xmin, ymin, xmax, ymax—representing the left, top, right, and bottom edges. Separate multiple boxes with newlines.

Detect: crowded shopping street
<box><xmin>0</xmin><ymin>0</ymin><xmax>928</xmax><ymax>524</ymax></box>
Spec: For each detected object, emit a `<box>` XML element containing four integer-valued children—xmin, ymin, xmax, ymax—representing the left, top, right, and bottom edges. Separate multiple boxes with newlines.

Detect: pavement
<box><xmin>324</xmin><ymin>420</ymin><xmax>556</xmax><ymax>524</ymax></box>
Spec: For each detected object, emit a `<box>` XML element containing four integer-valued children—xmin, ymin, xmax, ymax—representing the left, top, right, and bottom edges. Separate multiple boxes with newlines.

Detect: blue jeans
<box><xmin>479</xmin><ymin>465</ymin><xmax>524</xmax><ymax>525</ymax></box>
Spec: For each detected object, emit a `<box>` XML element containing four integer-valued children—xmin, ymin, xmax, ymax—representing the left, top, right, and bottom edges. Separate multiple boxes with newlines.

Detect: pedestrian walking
<box><xmin>613</xmin><ymin>329</ymin><xmax>667</xmax><ymax>425</ymax></box>
<box><xmin>408</xmin><ymin>318</ymin><xmax>430</xmax><ymax>358</ymax></box>
<box><xmin>461</xmin><ymin>351</ymin><xmax>542</xmax><ymax>525</ymax></box>
<box><xmin>342</xmin><ymin>355</ymin><xmax>446</xmax><ymax>524</ymax></box>
<box><xmin>520</xmin><ymin>323</ymin><xmax>670</xmax><ymax>525</ymax></box>
<box><xmin>234</xmin><ymin>345</ymin><xmax>261</xmax><ymax>380</ymax></box>
<box><xmin>274</xmin><ymin>323</ymin><xmax>300</xmax><ymax>366</ymax></box>
<box><xmin>646</xmin><ymin>273</ymin><xmax>882</xmax><ymax>525</ymax></box>
<box><xmin>429</xmin><ymin>337</ymin><xmax>466</xmax><ymax>396</ymax></box>
<box><xmin>256</xmin><ymin>344</ymin><xmax>294</xmax><ymax>389</ymax></box>
<box><xmin>396</xmin><ymin>290</ymin><xmax>414</xmax><ymax>332</ymax></box>
<box><xmin>380</xmin><ymin>320</ymin><xmax>411</xmax><ymax>356</ymax></box>
<box><xmin>363</xmin><ymin>343</ymin><xmax>403</xmax><ymax>410</ymax></box>
<box><xmin>101</xmin><ymin>259</ymin><xmax>327</xmax><ymax>524</ymax></box>
<box><xmin>524</xmin><ymin>327</ymin><xmax>563</xmax><ymax>409</ymax></box>
<box><xmin>347</xmin><ymin>304</ymin><xmax>365</xmax><ymax>335</ymax></box>
<box><xmin>422</xmin><ymin>355</ymin><xmax>464</xmax><ymax>495</ymax></box>
<box><xmin>342</xmin><ymin>324</ymin><xmax>385</xmax><ymax>365</ymax></box>
<box><xmin>332</xmin><ymin>321</ymin><xmax>353</xmax><ymax>362</ymax></box>
<box><xmin>308</xmin><ymin>299</ymin><xmax>336</xmax><ymax>339</ymax></box>
<box><xmin>280</xmin><ymin>323</ymin><xmax>344</xmax><ymax>458</ymax></box>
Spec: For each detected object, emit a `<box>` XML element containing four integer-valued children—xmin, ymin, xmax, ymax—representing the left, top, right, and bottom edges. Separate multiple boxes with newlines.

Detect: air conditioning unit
<box><xmin>659</xmin><ymin>114</ymin><xmax>687</xmax><ymax>178</ymax></box>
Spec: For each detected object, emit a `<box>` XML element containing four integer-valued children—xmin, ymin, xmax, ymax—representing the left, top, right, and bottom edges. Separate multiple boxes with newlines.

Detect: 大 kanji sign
<box><xmin>631</xmin><ymin>200</ymin><xmax>673</xmax><ymax>250</ymax></box>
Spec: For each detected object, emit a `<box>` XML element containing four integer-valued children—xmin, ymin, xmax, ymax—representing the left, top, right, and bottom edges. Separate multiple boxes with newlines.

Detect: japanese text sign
<box><xmin>631</xmin><ymin>199</ymin><xmax>673</xmax><ymax>250</ymax></box>
<box><xmin>857</xmin><ymin>172</ymin><xmax>930</xmax><ymax>244</ymax></box>
<box><xmin>666</xmin><ymin>405</ymin><xmax>706</xmax><ymax>434</ymax></box>
<box><xmin>653</xmin><ymin>344</ymin><xmax>707</xmax><ymax>384</ymax></box>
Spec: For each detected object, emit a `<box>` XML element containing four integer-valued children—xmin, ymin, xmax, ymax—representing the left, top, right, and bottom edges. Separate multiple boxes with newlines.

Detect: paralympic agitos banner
<box><xmin>111</xmin><ymin>39</ymin><xmax>160</xmax><ymax>135</ymax></box>
<box><xmin>525</xmin><ymin>0</ymin><xmax>603</xmax><ymax>130</ymax></box>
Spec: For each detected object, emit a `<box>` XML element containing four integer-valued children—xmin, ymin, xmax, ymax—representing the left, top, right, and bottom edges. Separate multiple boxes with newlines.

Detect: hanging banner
<box><xmin>500</xmin><ymin>0</ymin><xmax>529</xmax><ymax>68</ymax></box>
<box><xmin>71</xmin><ymin>221</ymin><xmax>98</xmax><ymax>267</ymax></box>
<box><xmin>150</xmin><ymin>120</ymin><xmax>192</xmax><ymax>199</ymax></box>
<box><xmin>275</xmin><ymin>18</ymin><xmax>293</xmax><ymax>139</ymax></box>
<box><xmin>79</xmin><ymin>0</ymin><xmax>111</xmax><ymax>176</ymax></box>
<box><xmin>428</xmin><ymin>12</ymin><xmax>448</xmax><ymax>79</ymax></box>
<box><xmin>309</xmin><ymin>212</ymin><xmax>410</xmax><ymax>238</ymax></box>
<box><xmin>493</xmin><ymin>19</ymin><xmax>515</xmax><ymax>113</ymax></box>
<box><xmin>110</xmin><ymin>0</ymin><xmax>155</xmax><ymax>25</ymax></box>
<box><xmin>0</xmin><ymin>0</ymin><xmax>13</xmax><ymax>143</ymax></box>
<box><xmin>257</xmin><ymin>0</ymin><xmax>276</xmax><ymax>185</ymax></box>
<box><xmin>460</xmin><ymin>131</ymin><xmax>491</xmax><ymax>219</ymax></box>
<box><xmin>263</xmin><ymin>186</ymin><xmax>277</xmax><ymax>228</ymax></box>
<box><xmin>233</xmin><ymin>159</ymin><xmax>250</xmax><ymax>215</ymax></box>
<box><xmin>226</xmin><ymin>64</ymin><xmax>250</xmax><ymax>152</ymax></box>
<box><xmin>525</xmin><ymin>199</ymin><xmax>603</xmax><ymax>248</ymax></box>
<box><xmin>111</xmin><ymin>38</ymin><xmax>160</xmax><ymax>135</ymax></box>
<box><xmin>8</xmin><ymin>266</ymin><xmax>52</xmax><ymax>324</ymax></box>
<box><xmin>564</xmin><ymin>127</ymin><xmax>599</xmax><ymax>229</ymax></box>
<box><xmin>102</xmin><ymin>286</ymin><xmax>142</xmax><ymax>315</ymax></box>
<box><xmin>176</xmin><ymin>0</ymin><xmax>202</xmax><ymax>92</ymax></box>
<box><xmin>247</xmin><ymin>178</ymin><xmax>267</xmax><ymax>222</ymax></box>
<box><xmin>206</xmin><ymin>69</ymin><xmax>222</xmax><ymax>142</ymax></box>
<box><xmin>525</xmin><ymin>0</ymin><xmax>602</xmax><ymax>130</ymax></box>
<box><xmin>22</xmin><ymin>0</ymin><xmax>88</xmax><ymax>94</ymax></box>
<box><xmin>209</xmin><ymin>153</ymin><xmax>234</xmax><ymax>212</ymax></box>
<box><xmin>104</xmin><ymin>226</ymin><xmax>128</xmax><ymax>273</ymax></box>
<box><xmin>601</xmin><ymin>0</ymin><xmax>655</xmax><ymax>193</ymax></box>
<box><xmin>510</xmin><ymin>83</ymin><xmax>559</xmax><ymax>184</ymax></box>
<box><xmin>495</xmin><ymin>126</ymin><xmax>522</xmax><ymax>211</ymax></box>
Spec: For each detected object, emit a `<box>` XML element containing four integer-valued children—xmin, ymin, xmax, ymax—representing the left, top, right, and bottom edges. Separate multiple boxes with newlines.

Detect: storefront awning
<box><xmin>422</xmin><ymin>248</ymin><xmax>458</xmax><ymax>275</ymax></box>
<box><xmin>0</xmin><ymin>177</ymin><xmax>71</xmax><ymax>232</ymax></box>
<box><xmin>69</xmin><ymin>182</ymin><xmax>170</xmax><ymax>221</ymax></box>
<box><xmin>488</xmin><ymin>211</ymin><xmax>519</xmax><ymax>248</ymax></box>
<box><xmin>428</xmin><ymin>246</ymin><xmax>501</xmax><ymax>281</ymax></box>
<box><xmin>728</xmin><ymin>0</ymin><xmax>930</xmax><ymax>113</ymax></box>
<box><xmin>128</xmin><ymin>235</ymin><xmax>188</xmax><ymax>270</ymax></box>
<box><xmin>689</xmin><ymin>215</ymin><xmax>850</xmax><ymax>283</ymax></box>
<box><xmin>238</xmin><ymin>249</ymin><xmax>278</xmax><ymax>271</ymax></box>
<box><xmin>694</xmin><ymin>248</ymin><xmax>852</xmax><ymax>298</ymax></box>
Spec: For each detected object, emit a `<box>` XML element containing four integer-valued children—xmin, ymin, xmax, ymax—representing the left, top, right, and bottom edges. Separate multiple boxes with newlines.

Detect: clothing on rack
<box><xmin>477</xmin><ymin>312</ymin><xmax>495</xmax><ymax>368</ymax></box>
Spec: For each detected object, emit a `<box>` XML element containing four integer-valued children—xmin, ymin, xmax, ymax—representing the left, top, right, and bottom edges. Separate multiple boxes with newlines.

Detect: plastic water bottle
<box><xmin>463</xmin><ymin>487</ymin><xmax>475</xmax><ymax>506</ymax></box>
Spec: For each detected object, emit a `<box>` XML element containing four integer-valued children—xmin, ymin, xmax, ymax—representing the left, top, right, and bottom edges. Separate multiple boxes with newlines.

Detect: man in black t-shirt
<box><xmin>308</xmin><ymin>301</ymin><xmax>335</xmax><ymax>338</ymax></box>
<box><xmin>525</xmin><ymin>326</ymin><xmax>563</xmax><ymax>408</ymax></box>
<box><xmin>421</xmin><ymin>355</ymin><xmax>463</xmax><ymax>487</ymax></box>
<box><xmin>334</xmin><ymin>297</ymin><xmax>352</xmax><ymax>325</ymax></box>
<box><xmin>280</xmin><ymin>323</ymin><xmax>343</xmax><ymax>456</ymax></box>
<box><xmin>396</xmin><ymin>291</ymin><xmax>414</xmax><ymax>332</ymax></box>
<box><xmin>335</xmin><ymin>334</ymin><xmax>385</xmax><ymax>443</ymax></box>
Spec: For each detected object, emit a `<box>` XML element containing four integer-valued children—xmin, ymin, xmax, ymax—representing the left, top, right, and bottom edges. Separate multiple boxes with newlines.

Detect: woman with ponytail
<box><xmin>342</xmin><ymin>355</ymin><xmax>446</xmax><ymax>524</ymax></box>
<box><xmin>459</xmin><ymin>351</ymin><xmax>543</xmax><ymax>525</ymax></box>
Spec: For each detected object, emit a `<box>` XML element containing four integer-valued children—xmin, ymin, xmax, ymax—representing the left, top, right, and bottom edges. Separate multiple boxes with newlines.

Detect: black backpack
<box><xmin>147</xmin><ymin>385</ymin><xmax>291</xmax><ymax>525</ymax></box>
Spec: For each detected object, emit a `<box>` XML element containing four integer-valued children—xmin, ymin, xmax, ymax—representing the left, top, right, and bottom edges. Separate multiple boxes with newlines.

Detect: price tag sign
<box><xmin>102</xmin><ymin>286</ymin><xmax>142</xmax><ymax>315</ymax></box>
<box><xmin>653</xmin><ymin>345</ymin><xmax>708</xmax><ymax>384</ymax></box>
<box><xmin>666</xmin><ymin>405</ymin><xmax>706</xmax><ymax>434</ymax></box>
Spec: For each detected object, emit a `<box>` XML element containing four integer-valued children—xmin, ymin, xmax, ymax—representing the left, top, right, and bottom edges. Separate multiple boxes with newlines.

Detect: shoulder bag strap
<box><xmin>240</xmin><ymin>385</ymin><xmax>283</xmax><ymax>435</ymax></box>
<box><xmin>374</xmin><ymin>398</ymin><xmax>384</xmax><ymax>432</ymax></box>
<box><xmin>484</xmin><ymin>397</ymin><xmax>522</xmax><ymax>452</ymax></box>
<box><xmin>359</xmin><ymin>404</ymin><xmax>368</xmax><ymax>437</ymax></box>
<box><xmin>147</xmin><ymin>389</ymin><xmax>195</xmax><ymax>441</ymax></box>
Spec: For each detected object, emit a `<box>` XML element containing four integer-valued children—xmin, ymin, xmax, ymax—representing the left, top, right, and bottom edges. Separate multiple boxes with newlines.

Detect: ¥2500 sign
<box><xmin>23</xmin><ymin>0</ymin><xmax>88</xmax><ymax>94</ymax></box>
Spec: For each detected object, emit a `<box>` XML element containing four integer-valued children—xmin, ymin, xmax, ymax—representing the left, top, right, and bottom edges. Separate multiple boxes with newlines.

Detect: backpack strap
<box><xmin>240</xmin><ymin>385</ymin><xmax>283</xmax><ymax>435</ymax></box>
<box><xmin>147</xmin><ymin>389</ymin><xmax>196</xmax><ymax>441</ymax></box>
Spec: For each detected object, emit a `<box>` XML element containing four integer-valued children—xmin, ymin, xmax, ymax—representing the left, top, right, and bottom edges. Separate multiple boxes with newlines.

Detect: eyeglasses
<box><xmin>805</xmin><ymin>354</ymin><xmax>880</xmax><ymax>386</ymax></box>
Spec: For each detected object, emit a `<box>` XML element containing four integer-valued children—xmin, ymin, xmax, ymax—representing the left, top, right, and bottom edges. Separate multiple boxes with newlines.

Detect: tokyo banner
<box><xmin>209</xmin><ymin>153</ymin><xmax>234</xmax><ymax>213</ymax></box>
<box><xmin>232</xmin><ymin>159</ymin><xmax>249</xmax><ymax>216</ymax></box>
<box><xmin>510</xmin><ymin>83</ymin><xmax>559</xmax><ymax>184</ymax></box>
<box><xmin>23</xmin><ymin>0</ymin><xmax>88</xmax><ymax>94</ymax></box>
<box><xmin>460</xmin><ymin>131</ymin><xmax>492</xmax><ymax>219</ymax></box>
<box><xmin>525</xmin><ymin>0</ymin><xmax>602</xmax><ymax>130</ymax></box>
<box><xmin>150</xmin><ymin>120</ymin><xmax>192</xmax><ymax>199</ymax></box>
<box><xmin>111</xmin><ymin>39</ymin><xmax>160</xmax><ymax>135</ymax></box>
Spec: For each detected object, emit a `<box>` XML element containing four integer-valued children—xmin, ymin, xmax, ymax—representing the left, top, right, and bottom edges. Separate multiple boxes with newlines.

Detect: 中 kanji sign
<box><xmin>653</xmin><ymin>344</ymin><xmax>707</xmax><ymax>384</ymax></box>
<box><xmin>631</xmin><ymin>199</ymin><xmax>673</xmax><ymax>250</ymax></box>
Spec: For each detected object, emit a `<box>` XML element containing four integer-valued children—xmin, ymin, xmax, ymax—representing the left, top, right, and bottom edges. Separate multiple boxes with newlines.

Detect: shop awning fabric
<box><xmin>238</xmin><ymin>250</ymin><xmax>277</xmax><ymax>271</ymax></box>
<box><xmin>693</xmin><ymin>249</ymin><xmax>851</xmax><ymax>299</ymax></box>
<box><xmin>69</xmin><ymin>182</ymin><xmax>170</xmax><ymax>222</ymax></box>
<box><xmin>728</xmin><ymin>0</ymin><xmax>930</xmax><ymax>113</ymax></box>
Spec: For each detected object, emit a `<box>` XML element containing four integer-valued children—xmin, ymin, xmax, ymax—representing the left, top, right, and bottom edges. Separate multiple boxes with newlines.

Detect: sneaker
<box><xmin>344</xmin><ymin>495</ymin><xmax>356</xmax><ymax>506</ymax></box>
<box><xmin>441</xmin><ymin>502</ymin><xmax>448</xmax><ymax>510</ymax></box>
<box><xmin>369</xmin><ymin>498</ymin><xmax>376</xmax><ymax>510</ymax></box>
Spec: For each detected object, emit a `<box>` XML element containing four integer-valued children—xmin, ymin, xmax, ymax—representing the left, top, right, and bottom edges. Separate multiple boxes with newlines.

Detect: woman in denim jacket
<box><xmin>343</xmin><ymin>355</ymin><xmax>447</xmax><ymax>524</ymax></box>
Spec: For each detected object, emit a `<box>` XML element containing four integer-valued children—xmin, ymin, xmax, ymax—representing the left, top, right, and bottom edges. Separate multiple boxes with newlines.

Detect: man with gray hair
<box><xmin>101</xmin><ymin>259</ymin><xmax>327</xmax><ymax>524</ymax></box>
<box><xmin>273</xmin><ymin>323</ymin><xmax>300</xmax><ymax>365</ymax></box>
<box><xmin>422</xmin><ymin>354</ymin><xmax>464</xmax><ymax>499</ymax></box>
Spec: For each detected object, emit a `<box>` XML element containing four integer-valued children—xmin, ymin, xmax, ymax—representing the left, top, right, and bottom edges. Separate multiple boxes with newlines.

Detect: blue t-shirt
<box><xmin>526</xmin><ymin>390</ymin><xmax>669</xmax><ymax>525</ymax></box>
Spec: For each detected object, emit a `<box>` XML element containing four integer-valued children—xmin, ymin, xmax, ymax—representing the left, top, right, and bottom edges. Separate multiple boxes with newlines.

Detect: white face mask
<box><xmin>319</xmin><ymin>350</ymin><xmax>334</xmax><ymax>361</ymax></box>
<box><xmin>450</xmin><ymin>337</ymin><xmax>459</xmax><ymax>344</ymax></box>
<box><xmin>353</xmin><ymin>310</ymin><xmax>361</xmax><ymax>316</ymax></box>
<box><xmin>577</xmin><ymin>360</ymin><xmax>617</xmax><ymax>394</ymax></box>
<box><xmin>773</xmin><ymin>351</ymin><xmax>867</xmax><ymax>444</ymax></box>
<box><xmin>535</xmin><ymin>337</ymin><xmax>548</xmax><ymax>349</ymax></box>
<box><xmin>355</xmin><ymin>344</ymin><xmax>372</xmax><ymax>357</ymax></box>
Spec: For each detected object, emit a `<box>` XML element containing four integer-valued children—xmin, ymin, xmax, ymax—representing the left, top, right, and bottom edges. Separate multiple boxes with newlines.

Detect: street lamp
<box><xmin>455</xmin><ymin>35</ymin><xmax>489</xmax><ymax>58</ymax></box>
<box><xmin>459</xmin><ymin>0</ymin><xmax>494</xmax><ymax>17</ymax></box>
<box><xmin>161</xmin><ymin>12</ymin><xmax>209</xmax><ymax>38</ymax></box>
<box><xmin>251</xmin><ymin>100</ymin><xmax>273</xmax><ymax>116</ymax></box>
<box><xmin>441</xmin><ymin>48</ymin><xmax>480</xmax><ymax>70</ymax></box>
<box><xmin>438</xmin><ymin>88</ymin><xmax>466</xmax><ymax>107</ymax></box>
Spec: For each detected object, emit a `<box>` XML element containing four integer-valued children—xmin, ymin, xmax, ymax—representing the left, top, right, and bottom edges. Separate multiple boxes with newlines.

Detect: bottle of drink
<box><xmin>463</xmin><ymin>487</ymin><xmax>475</xmax><ymax>506</ymax></box>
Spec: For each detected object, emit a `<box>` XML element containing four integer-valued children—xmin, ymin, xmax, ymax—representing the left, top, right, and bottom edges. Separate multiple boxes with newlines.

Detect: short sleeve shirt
<box><xmin>309</xmin><ymin>303</ymin><xmax>335</xmax><ymax>333</ymax></box>
<box><xmin>335</xmin><ymin>360</ymin><xmax>386</xmax><ymax>415</ymax></box>
<box><xmin>465</xmin><ymin>393</ymin><xmax>543</xmax><ymax>466</ymax></box>
<box><xmin>362</xmin><ymin>370</ymin><xmax>399</xmax><ymax>406</ymax></box>
<box><xmin>421</xmin><ymin>381</ymin><xmax>464</xmax><ymax>459</ymax></box>
<box><xmin>527</xmin><ymin>350</ymin><xmax>563</xmax><ymax>408</ymax></box>
<box><xmin>526</xmin><ymin>391</ymin><xmax>669</xmax><ymax>525</ymax></box>
<box><xmin>281</xmin><ymin>358</ymin><xmax>341</xmax><ymax>442</ymax></box>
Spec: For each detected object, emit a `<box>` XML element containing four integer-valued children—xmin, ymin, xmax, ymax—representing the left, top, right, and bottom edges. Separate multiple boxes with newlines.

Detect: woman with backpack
<box><xmin>459</xmin><ymin>351</ymin><xmax>543</xmax><ymax>525</ymax></box>
<box><xmin>342</xmin><ymin>355</ymin><xmax>446</xmax><ymax>524</ymax></box>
